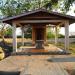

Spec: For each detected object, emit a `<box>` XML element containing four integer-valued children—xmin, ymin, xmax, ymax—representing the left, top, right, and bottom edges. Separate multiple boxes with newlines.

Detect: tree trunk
<box><xmin>2</xmin><ymin>35</ymin><xmax>5</xmax><ymax>42</ymax></box>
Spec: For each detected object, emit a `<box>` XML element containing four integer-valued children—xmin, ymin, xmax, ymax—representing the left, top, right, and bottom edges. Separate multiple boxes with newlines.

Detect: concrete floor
<box><xmin>0</xmin><ymin>55</ymin><xmax>75</xmax><ymax>75</ymax></box>
<box><xmin>0</xmin><ymin>55</ymin><xmax>69</xmax><ymax>75</ymax></box>
<box><xmin>0</xmin><ymin>44</ymin><xmax>74</xmax><ymax>75</ymax></box>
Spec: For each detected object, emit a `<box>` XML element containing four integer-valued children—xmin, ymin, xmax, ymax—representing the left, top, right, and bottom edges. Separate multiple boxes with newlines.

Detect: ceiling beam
<box><xmin>14</xmin><ymin>20</ymin><xmax>64</xmax><ymax>24</ymax></box>
<box><xmin>57</xmin><ymin>22</ymin><xmax>64</xmax><ymax>26</ymax></box>
<box><xmin>24</xmin><ymin>16</ymin><xmax>59</xmax><ymax>19</ymax></box>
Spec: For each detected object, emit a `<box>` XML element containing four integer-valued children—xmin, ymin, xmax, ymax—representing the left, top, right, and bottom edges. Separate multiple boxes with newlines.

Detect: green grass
<box><xmin>1</xmin><ymin>38</ymin><xmax>75</xmax><ymax>55</ymax></box>
<box><xmin>55</xmin><ymin>42</ymin><xmax>75</xmax><ymax>55</ymax></box>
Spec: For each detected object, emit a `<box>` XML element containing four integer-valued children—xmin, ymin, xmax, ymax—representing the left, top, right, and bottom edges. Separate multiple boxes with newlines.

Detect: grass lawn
<box><xmin>2</xmin><ymin>38</ymin><xmax>75</xmax><ymax>54</ymax></box>
<box><xmin>0</xmin><ymin>38</ymin><xmax>75</xmax><ymax>60</ymax></box>
<box><xmin>56</xmin><ymin>42</ymin><xmax>75</xmax><ymax>55</ymax></box>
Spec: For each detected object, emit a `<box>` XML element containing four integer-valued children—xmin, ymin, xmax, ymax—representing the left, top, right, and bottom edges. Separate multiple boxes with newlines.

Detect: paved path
<box><xmin>0</xmin><ymin>44</ymin><xmax>74</xmax><ymax>75</ymax></box>
<box><xmin>0</xmin><ymin>55</ymin><xmax>74</xmax><ymax>75</ymax></box>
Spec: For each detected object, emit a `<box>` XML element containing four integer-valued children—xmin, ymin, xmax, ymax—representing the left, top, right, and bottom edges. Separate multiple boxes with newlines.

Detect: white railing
<box><xmin>47</xmin><ymin>38</ymin><xmax>75</xmax><ymax>43</ymax></box>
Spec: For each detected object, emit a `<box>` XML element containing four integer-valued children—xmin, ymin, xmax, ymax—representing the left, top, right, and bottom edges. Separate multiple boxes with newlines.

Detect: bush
<box><xmin>69</xmin><ymin>35</ymin><xmax>75</xmax><ymax>38</ymax></box>
<box><xmin>17</xmin><ymin>36</ymin><xmax>21</xmax><ymax>38</ymax></box>
<box><xmin>58</xmin><ymin>34</ymin><xmax>65</xmax><ymax>38</ymax></box>
<box><xmin>47</xmin><ymin>32</ymin><xmax>55</xmax><ymax>39</ymax></box>
<box><xmin>24</xmin><ymin>33</ymin><xmax>32</xmax><ymax>38</ymax></box>
<box><xmin>0</xmin><ymin>47</ymin><xmax>5</xmax><ymax>60</ymax></box>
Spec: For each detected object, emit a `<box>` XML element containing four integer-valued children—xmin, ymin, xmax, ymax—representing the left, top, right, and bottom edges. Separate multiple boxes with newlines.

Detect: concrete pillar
<box><xmin>22</xmin><ymin>26</ymin><xmax>24</xmax><ymax>46</ymax></box>
<box><xmin>12</xmin><ymin>23</ymin><xmax>17</xmax><ymax>52</ymax></box>
<box><xmin>55</xmin><ymin>26</ymin><xmax>58</xmax><ymax>45</ymax></box>
<box><xmin>65</xmin><ymin>21</ymin><xmax>69</xmax><ymax>50</ymax></box>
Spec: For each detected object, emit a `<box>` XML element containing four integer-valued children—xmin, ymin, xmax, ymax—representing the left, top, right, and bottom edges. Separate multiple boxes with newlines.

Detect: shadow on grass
<box><xmin>0</xmin><ymin>71</ymin><xmax>20</xmax><ymax>75</ymax></box>
<box><xmin>47</xmin><ymin>56</ymin><xmax>75</xmax><ymax>62</ymax></box>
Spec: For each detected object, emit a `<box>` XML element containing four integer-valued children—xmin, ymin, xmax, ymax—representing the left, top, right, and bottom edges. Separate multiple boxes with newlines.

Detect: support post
<box><xmin>65</xmin><ymin>21</ymin><xmax>69</xmax><ymax>50</ymax></box>
<box><xmin>32</xmin><ymin>26</ymin><xmax>35</xmax><ymax>45</ymax></box>
<box><xmin>22</xmin><ymin>26</ymin><xmax>24</xmax><ymax>46</ymax></box>
<box><xmin>12</xmin><ymin>23</ymin><xmax>17</xmax><ymax>52</ymax></box>
<box><xmin>55</xmin><ymin>26</ymin><xmax>58</xmax><ymax>45</ymax></box>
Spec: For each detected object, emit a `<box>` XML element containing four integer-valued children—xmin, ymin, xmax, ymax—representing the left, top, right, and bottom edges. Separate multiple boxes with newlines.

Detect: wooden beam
<box><xmin>32</xmin><ymin>26</ymin><xmax>35</xmax><ymax>45</ymax></box>
<box><xmin>57</xmin><ymin>22</ymin><xmax>64</xmax><ymax>26</ymax></box>
<box><xmin>14</xmin><ymin>20</ymin><xmax>64</xmax><ymax>23</ymax></box>
<box><xmin>24</xmin><ymin>16</ymin><xmax>60</xmax><ymax>19</ymax></box>
<box><xmin>17</xmin><ymin>23</ymin><xmax>22</xmax><ymax>27</ymax></box>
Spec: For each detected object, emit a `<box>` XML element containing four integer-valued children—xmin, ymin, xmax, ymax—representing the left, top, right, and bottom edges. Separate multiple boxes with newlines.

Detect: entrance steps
<box><xmin>12</xmin><ymin>49</ymin><xmax>70</xmax><ymax>56</ymax></box>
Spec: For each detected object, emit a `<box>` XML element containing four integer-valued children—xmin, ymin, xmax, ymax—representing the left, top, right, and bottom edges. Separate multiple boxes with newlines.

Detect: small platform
<box><xmin>13</xmin><ymin>44</ymin><xmax>70</xmax><ymax>55</ymax></box>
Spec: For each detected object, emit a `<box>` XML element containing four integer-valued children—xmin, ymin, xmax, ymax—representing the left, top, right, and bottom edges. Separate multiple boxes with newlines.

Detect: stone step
<box><xmin>11</xmin><ymin>51</ymin><xmax>70</xmax><ymax>56</ymax></box>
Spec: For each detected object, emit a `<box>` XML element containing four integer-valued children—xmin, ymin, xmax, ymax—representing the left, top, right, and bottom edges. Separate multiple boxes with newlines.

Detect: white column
<box><xmin>22</xmin><ymin>26</ymin><xmax>24</xmax><ymax>46</ymax></box>
<box><xmin>65</xmin><ymin>21</ymin><xmax>69</xmax><ymax>50</ymax></box>
<box><xmin>12</xmin><ymin>23</ymin><xmax>17</xmax><ymax>52</ymax></box>
<box><xmin>55</xmin><ymin>26</ymin><xmax>58</xmax><ymax>45</ymax></box>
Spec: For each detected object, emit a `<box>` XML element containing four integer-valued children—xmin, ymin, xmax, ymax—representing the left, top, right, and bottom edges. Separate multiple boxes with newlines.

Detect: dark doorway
<box><xmin>35</xmin><ymin>28</ymin><xmax>44</xmax><ymax>49</ymax></box>
<box><xmin>36</xmin><ymin>28</ymin><xmax>44</xmax><ymax>40</ymax></box>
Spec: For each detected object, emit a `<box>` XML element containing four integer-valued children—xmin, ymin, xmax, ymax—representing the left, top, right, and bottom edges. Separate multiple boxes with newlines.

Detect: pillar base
<box><xmin>35</xmin><ymin>40</ymin><xmax>44</xmax><ymax>49</ymax></box>
<box><xmin>44</xmin><ymin>41</ymin><xmax>49</xmax><ymax>46</ymax></box>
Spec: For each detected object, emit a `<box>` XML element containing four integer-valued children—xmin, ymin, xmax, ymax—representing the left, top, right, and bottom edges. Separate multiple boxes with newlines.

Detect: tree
<box><xmin>0</xmin><ymin>23</ymin><xmax>6</xmax><ymax>42</ymax></box>
<box><xmin>5</xmin><ymin>26</ymin><xmax>12</xmax><ymax>37</ymax></box>
<box><xmin>22</xmin><ymin>25</ymin><xmax>32</xmax><ymax>38</ymax></box>
<box><xmin>62</xmin><ymin>0</ymin><xmax>75</xmax><ymax>12</ymax></box>
<box><xmin>47</xmin><ymin>26</ymin><xmax>55</xmax><ymax>39</ymax></box>
<box><xmin>0</xmin><ymin>0</ymin><xmax>75</xmax><ymax>18</ymax></box>
<box><xmin>0</xmin><ymin>0</ymin><xmax>31</xmax><ymax>17</ymax></box>
<box><xmin>0</xmin><ymin>23</ymin><xmax>11</xmax><ymax>42</ymax></box>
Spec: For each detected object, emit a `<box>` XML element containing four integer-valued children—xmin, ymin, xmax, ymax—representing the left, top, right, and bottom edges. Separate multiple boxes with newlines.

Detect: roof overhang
<box><xmin>1</xmin><ymin>9</ymin><xmax>75</xmax><ymax>27</ymax></box>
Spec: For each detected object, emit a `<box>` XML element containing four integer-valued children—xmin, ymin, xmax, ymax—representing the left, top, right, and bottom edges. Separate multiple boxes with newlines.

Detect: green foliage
<box><xmin>57</xmin><ymin>0</ymin><xmax>75</xmax><ymax>13</ymax></box>
<box><xmin>23</xmin><ymin>25</ymin><xmax>32</xmax><ymax>38</ymax></box>
<box><xmin>5</xmin><ymin>27</ymin><xmax>12</xmax><ymax>37</ymax></box>
<box><xmin>58</xmin><ymin>34</ymin><xmax>65</xmax><ymax>38</ymax></box>
<box><xmin>24</xmin><ymin>33</ymin><xmax>32</xmax><ymax>38</ymax></box>
<box><xmin>64</xmin><ymin>0</ymin><xmax>75</xmax><ymax>12</ymax></box>
<box><xmin>0</xmin><ymin>24</ymin><xmax>12</xmax><ymax>41</ymax></box>
<box><xmin>69</xmin><ymin>35</ymin><xmax>75</xmax><ymax>38</ymax></box>
<box><xmin>0</xmin><ymin>0</ymin><xmax>31</xmax><ymax>17</ymax></box>
<box><xmin>43</xmin><ymin>0</ymin><xmax>58</xmax><ymax>10</ymax></box>
<box><xmin>47</xmin><ymin>32</ymin><xmax>55</xmax><ymax>39</ymax></box>
<box><xmin>0</xmin><ymin>0</ymin><xmax>74</xmax><ymax>18</ymax></box>
<box><xmin>0</xmin><ymin>0</ymin><xmax>62</xmax><ymax>17</ymax></box>
<box><xmin>47</xmin><ymin>27</ymin><xmax>55</xmax><ymax>39</ymax></box>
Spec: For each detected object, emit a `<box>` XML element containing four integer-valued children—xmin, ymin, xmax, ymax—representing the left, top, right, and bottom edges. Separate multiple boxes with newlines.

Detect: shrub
<box><xmin>0</xmin><ymin>47</ymin><xmax>5</xmax><ymax>60</ymax></box>
<box><xmin>58</xmin><ymin>34</ymin><xmax>65</xmax><ymax>38</ymax></box>
<box><xmin>69</xmin><ymin>35</ymin><xmax>75</xmax><ymax>38</ymax></box>
<box><xmin>47</xmin><ymin>32</ymin><xmax>55</xmax><ymax>39</ymax></box>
